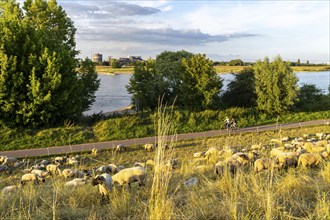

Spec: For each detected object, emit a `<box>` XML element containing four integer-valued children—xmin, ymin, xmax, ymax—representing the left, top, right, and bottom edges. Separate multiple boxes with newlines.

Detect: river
<box><xmin>83</xmin><ymin>71</ymin><xmax>330</xmax><ymax>115</ymax></box>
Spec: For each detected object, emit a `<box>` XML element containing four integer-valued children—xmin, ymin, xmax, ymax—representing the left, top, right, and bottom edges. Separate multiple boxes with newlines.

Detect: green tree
<box><xmin>154</xmin><ymin>50</ymin><xmax>193</xmax><ymax>105</ymax></box>
<box><xmin>254</xmin><ymin>56</ymin><xmax>298</xmax><ymax>115</ymax></box>
<box><xmin>181</xmin><ymin>54</ymin><xmax>223</xmax><ymax>110</ymax></box>
<box><xmin>110</xmin><ymin>59</ymin><xmax>121</xmax><ymax>68</ymax></box>
<box><xmin>126</xmin><ymin>60</ymin><xmax>170</xmax><ymax>111</ymax></box>
<box><xmin>227</xmin><ymin>59</ymin><xmax>244</xmax><ymax>66</ymax></box>
<box><xmin>0</xmin><ymin>0</ymin><xmax>99</xmax><ymax>127</ymax></box>
<box><xmin>221</xmin><ymin>67</ymin><xmax>256</xmax><ymax>108</ymax></box>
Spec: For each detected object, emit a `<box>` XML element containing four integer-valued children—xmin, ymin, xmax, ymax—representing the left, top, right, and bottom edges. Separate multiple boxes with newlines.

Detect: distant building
<box><xmin>92</xmin><ymin>53</ymin><xmax>102</xmax><ymax>63</ymax></box>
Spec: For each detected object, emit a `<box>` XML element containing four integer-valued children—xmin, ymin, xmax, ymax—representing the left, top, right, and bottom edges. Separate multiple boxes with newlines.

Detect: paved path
<box><xmin>1</xmin><ymin>119</ymin><xmax>329</xmax><ymax>158</ymax></box>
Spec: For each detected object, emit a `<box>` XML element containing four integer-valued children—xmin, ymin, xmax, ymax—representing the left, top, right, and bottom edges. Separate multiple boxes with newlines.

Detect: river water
<box><xmin>84</xmin><ymin>71</ymin><xmax>330</xmax><ymax>115</ymax></box>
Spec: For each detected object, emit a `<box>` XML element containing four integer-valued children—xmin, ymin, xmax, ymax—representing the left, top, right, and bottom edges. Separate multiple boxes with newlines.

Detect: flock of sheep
<box><xmin>0</xmin><ymin>131</ymin><xmax>329</xmax><ymax>202</ymax></box>
<box><xmin>192</xmin><ymin>132</ymin><xmax>330</xmax><ymax>178</ymax></box>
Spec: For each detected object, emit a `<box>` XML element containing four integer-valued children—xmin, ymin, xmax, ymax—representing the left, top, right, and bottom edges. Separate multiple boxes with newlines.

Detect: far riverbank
<box><xmin>96</xmin><ymin>65</ymin><xmax>330</xmax><ymax>74</ymax></box>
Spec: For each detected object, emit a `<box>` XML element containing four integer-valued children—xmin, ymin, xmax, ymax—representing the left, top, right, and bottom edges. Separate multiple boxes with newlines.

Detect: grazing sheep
<box><xmin>254</xmin><ymin>158</ymin><xmax>277</xmax><ymax>173</ymax></box>
<box><xmin>270</xmin><ymin>147</ymin><xmax>287</xmax><ymax>158</ymax></box>
<box><xmin>112</xmin><ymin>166</ymin><xmax>146</xmax><ymax>187</ymax></box>
<box><xmin>0</xmin><ymin>165</ymin><xmax>12</xmax><ymax>174</ymax></box>
<box><xmin>275</xmin><ymin>152</ymin><xmax>299</xmax><ymax>169</ymax></box>
<box><xmin>281</xmin><ymin>137</ymin><xmax>290</xmax><ymax>142</ymax></box>
<box><xmin>65</xmin><ymin>177</ymin><xmax>88</xmax><ymax>187</ymax></box>
<box><xmin>54</xmin><ymin>156</ymin><xmax>67</xmax><ymax>165</ymax></box>
<box><xmin>144</xmin><ymin>143</ymin><xmax>155</xmax><ymax>152</ymax></box>
<box><xmin>193</xmin><ymin>151</ymin><xmax>205</xmax><ymax>158</ymax></box>
<box><xmin>92</xmin><ymin>173</ymin><xmax>112</xmax><ymax>200</ymax></box>
<box><xmin>62</xmin><ymin>168</ymin><xmax>91</xmax><ymax>179</ymax></box>
<box><xmin>21</xmin><ymin>173</ymin><xmax>45</xmax><ymax>186</ymax></box>
<box><xmin>13</xmin><ymin>160</ymin><xmax>26</xmax><ymax>168</ymax></box>
<box><xmin>315</xmin><ymin>140</ymin><xmax>328</xmax><ymax>148</ymax></box>
<box><xmin>95</xmin><ymin>165</ymin><xmax>118</xmax><ymax>174</ymax></box>
<box><xmin>2</xmin><ymin>156</ymin><xmax>18</xmax><ymax>165</ymax></box>
<box><xmin>204</xmin><ymin>148</ymin><xmax>219</xmax><ymax>159</ymax></box>
<box><xmin>195</xmin><ymin>165</ymin><xmax>214</xmax><ymax>174</ymax></box>
<box><xmin>116</xmin><ymin>144</ymin><xmax>126</xmax><ymax>152</ymax></box>
<box><xmin>66</xmin><ymin>157</ymin><xmax>79</xmax><ymax>166</ymax></box>
<box><xmin>2</xmin><ymin>185</ymin><xmax>19</xmax><ymax>195</ymax></box>
<box><xmin>31</xmin><ymin>169</ymin><xmax>50</xmax><ymax>178</ymax></box>
<box><xmin>316</xmin><ymin>133</ymin><xmax>326</xmax><ymax>140</ymax></box>
<box><xmin>46</xmin><ymin>164</ymin><xmax>61</xmax><ymax>175</ymax></box>
<box><xmin>298</xmin><ymin>153</ymin><xmax>322</xmax><ymax>167</ymax></box>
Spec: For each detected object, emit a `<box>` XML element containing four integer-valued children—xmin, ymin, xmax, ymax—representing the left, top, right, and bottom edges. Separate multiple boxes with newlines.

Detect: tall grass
<box><xmin>149</xmin><ymin>103</ymin><xmax>176</xmax><ymax>219</ymax></box>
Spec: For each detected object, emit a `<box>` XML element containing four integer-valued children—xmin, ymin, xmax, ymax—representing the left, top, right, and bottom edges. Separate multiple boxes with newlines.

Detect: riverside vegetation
<box><xmin>0</xmin><ymin>124</ymin><xmax>329</xmax><ymax>219</ymax></box>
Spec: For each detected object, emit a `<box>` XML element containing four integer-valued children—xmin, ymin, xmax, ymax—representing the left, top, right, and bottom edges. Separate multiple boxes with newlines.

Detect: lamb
<box><xmin>112</xmin><ymin>166</ymin><xmax>146</xmax><ymax>187</ymax></box>
<box><xmin>115</xmin><ymin>144</ymin><xmax>126</xmax><ymax>152</ymax></box>
<box><xmin>92</xmin><ymin>173</ymin><xmax>112</xmax><ymax>200</ymax></box>
<box><xmin>254</xmin><ymin>158</ymin><xmax>277</xmax><ymax>173</ymax></box>
<box><xmin>2</xmin><ymin>185</ymin><xmax>19</xmax><ymax>195</ymax></box>
<box><xmin>144</xmin><ymin>143</ymin><xmax>155</xmax><ymax>152</ymax></box>
<box><xmin>298</xmin><ymin>153</ymin><xmax>322</xmax><ymax>167</ymax></box>
<box><xmin>46</xmin><ymin>164</ymin><xmax>61</xmax><ymax>175</ymax></box>
<box><xmin>21</xmin><ymin>173</ymin><xmax>45</xmax><ymax>186</ymax></box>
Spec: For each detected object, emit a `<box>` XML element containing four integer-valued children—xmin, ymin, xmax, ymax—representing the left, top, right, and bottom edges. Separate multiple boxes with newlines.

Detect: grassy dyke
<box><xmin>0</xmin><ymin>109</ymin><xmax>329</xmax><ymax>150</ymax></box>
<box><xmin>95</xmin><ymin>65</ymin><xmax>330</xmax><ymax>75</ymax></box>
<box><xmin>0</xmin><ymin>125</ymin><xmax>329</xmax><ymax>219</ymax></box>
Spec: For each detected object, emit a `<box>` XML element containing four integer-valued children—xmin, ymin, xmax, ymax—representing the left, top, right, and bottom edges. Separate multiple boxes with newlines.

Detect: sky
<box><xmin>34</xmin><ymin>0</ymin><xmax>330</xmax><ymax>63</ymax></box>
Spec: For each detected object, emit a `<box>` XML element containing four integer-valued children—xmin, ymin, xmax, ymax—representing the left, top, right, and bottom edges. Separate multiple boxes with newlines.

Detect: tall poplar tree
<box><xmin>0</xmin><ymin>0</ymin><xmax>99</xmax><ymax>127</ymax></box>
<box><xmin>254</xmin><ymin>56</ymin><xmax>298</xmax><ymax>115</ymax></box>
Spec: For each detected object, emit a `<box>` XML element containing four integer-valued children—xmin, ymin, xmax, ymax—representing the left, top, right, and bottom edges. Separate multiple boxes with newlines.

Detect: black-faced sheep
<box><xmin>21</xmin><ymin>173</ymin><xmax>45</xmax><ymax>186</ymax></box>
<box><xmin>298</xmin><ymin>153</ymin><xmax>322</xmax><ymax>167</ymax></box>
<box><xmin>92</xmin><ymin>173</ymin><xmax>112</xmax><ymax>201</ymax></box>
<box><xmin>112</xmin><ymin>166</ymin><xmax>146</xmax><ymax>187</ymax></box>
<box><xmin>94</xmin><ymin>164</ymin><xmax>118</xmax><ymax>174</ymax></box>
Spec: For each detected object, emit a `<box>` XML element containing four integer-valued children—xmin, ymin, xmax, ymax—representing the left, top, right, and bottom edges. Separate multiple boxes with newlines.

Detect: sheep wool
<box><xmin>65</xmin><ymin>178</ymin><xmax>87</xmax><ymax>187</ymax></box>
<box><xmin>112</xmin><ymin>166</ymin><xmax>146</xmax><ymax>187</ymax></box>
<box><xmin>2</xmin><ymin>185</ymin><xmax>19</xmax><ymax>195</ymax></box>
<box><xmin>21</xmin><ymin>173</ymin><xmax>45</xmax><ymax>186</ymax></box>
<box><xmin>92</xmin><ymin>173</ymin><xmax>112</xmax><ymax>197</ymax></box>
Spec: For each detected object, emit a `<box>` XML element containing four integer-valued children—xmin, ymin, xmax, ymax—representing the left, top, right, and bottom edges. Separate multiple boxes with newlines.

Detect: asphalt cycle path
<box><xmin>1</xmin><ymin>119</ymin><xmax>329</xmax><ymax>158</ymax></box>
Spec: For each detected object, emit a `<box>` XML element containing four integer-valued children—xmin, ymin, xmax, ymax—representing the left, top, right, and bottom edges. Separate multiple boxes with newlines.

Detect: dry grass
<box><xmin>0</xmin><ymin>125</ymin><xmax>329</xmax><ymax>219</ymax></box>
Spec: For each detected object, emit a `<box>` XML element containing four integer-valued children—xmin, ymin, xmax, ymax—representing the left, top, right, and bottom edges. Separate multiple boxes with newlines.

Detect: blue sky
<box><xmin>55</xmin><ymin>1</ymin><xmax>329</xmax><ymax>63</ymax></box>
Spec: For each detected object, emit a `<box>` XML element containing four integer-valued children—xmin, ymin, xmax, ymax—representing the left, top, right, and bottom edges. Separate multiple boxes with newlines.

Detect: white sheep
<box><xmin>116</xmin><ymin>144</ymin><xmax>126</xmax><ymax>152</ymax></box>
<box><xmin>31</xmin><ymin>169</ymin><xmax>50</xmax><ymax>178</ymax></box>
<box><xmin>315</xmin><ymin>133</ymin><xmax>326</xmax><ymax>140</ymax></box>
<box><xmin>64</xmin><ymin>177</ymin><xmax>88</xmax><ymax>187</ymax></box>
<box><xmin>112</xmin><ymin>166</ymin><xmax>146</xmax><ymax>187</ymax></box>
<box><xmin>62</xmin><ymin>168</ymin><xmax>91</xmax><ymax>179</ymax></box>
<box><xmin>94</xmin><ymin>164</ymin><xmax>118</xmax><ymax>174</ymax></box>
<box><xmin>254</xmin><ymin>158</ymin><xmax>277</xmax><ymax>173</ymax></box>
<box><xmin>204</xmin><ymin>147</ymin><xmax>219</xmax><ymax>159</ymax></box>
<box><xmin>193</xmin><ymin>151</ymin><xmax>205</xmax><ymax>158</ymax></box>
<box><xmin>46</xmin><ymin>164</ymin><xmax>61</xmax><ymax>175</ymax></box>
<box><xmin>2</xmin><ymin>185</ymin><xmax>19</xmax><ymax>195</ymax></box>
<box><xmin>54</xmin><ymin>156</ymin><xmax>67</xmax><ymax>165</ymax></box>
<box><xmin>144</xmin><ymin>143</ymin><xmax>155</xmax><ymax>152</ymax></box>
<box><xmin>92</xmin><ymin>173</ymin><xmax>112</xmax><ymax>200</ymax></box>
<box><xmin>298</xmin><ymin>153</ymin><xmax>322</xmax><ymax>167</ymax></box>
<box><xmin>275</xmin><ymin>152</ymin><xmax>299</xmax><ymax>169</ymax></box>
<box><xmin>21</xmin><ymin>173</ymin><xmax>45</xmax><ymax>186</ymax></box>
